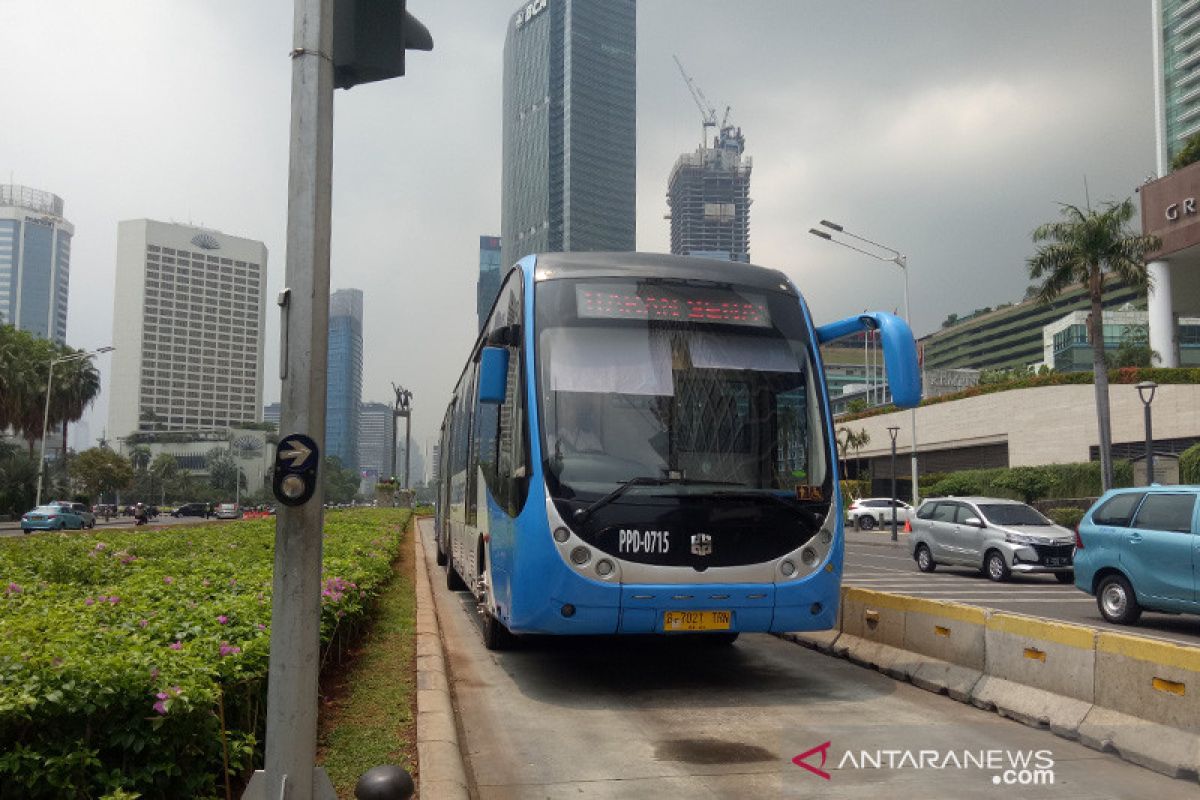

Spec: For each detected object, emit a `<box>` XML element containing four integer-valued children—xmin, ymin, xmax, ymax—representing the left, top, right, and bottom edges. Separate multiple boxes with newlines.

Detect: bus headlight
<box><xmin>570</xmin><ymin>546</ymin><xmax>591</xmax><ymax>565</ymax></box>
<box><xmin>554</xmin><ymin>526</ymin><xmax>571</xmax><ymax>543</ymax></box>
<box><xmin>801</xmin><ymin>547</ymin><xmax>818</xmax><ymax>567</ymax></box>
<box><xmin>595</xmin><ymin>559</ymin><xmax>614</xmax><ymax>577</ymax></box>
<box><xmin>780</xmin><ymin>559</ymin><xmax>797</xmax><ymax>577</ymax></box>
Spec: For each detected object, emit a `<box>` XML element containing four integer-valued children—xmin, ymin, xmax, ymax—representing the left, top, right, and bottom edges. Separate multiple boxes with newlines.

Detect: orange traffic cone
<box><xmin>903</xmin><ymin>519</ymin><xmax>912</xmax><ymax>533</ymax></box>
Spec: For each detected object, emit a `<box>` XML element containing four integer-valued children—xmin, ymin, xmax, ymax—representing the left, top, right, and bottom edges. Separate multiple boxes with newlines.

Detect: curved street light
<box><xmin>810</xmin><ymin>220</ymin><xmax>920</xmax><ymax>506</ymax></box>
<box><xmin>35</xmin><ymin>345</ymin><xmax>115</xmax><ymax>506</ymax></box>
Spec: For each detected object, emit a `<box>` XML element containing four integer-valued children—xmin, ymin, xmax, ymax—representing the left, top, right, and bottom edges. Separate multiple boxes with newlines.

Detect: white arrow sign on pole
<box><xmin>279</xmin><ymin>440</ymin><xmax>313</xmax><ymax>468</ymax></box>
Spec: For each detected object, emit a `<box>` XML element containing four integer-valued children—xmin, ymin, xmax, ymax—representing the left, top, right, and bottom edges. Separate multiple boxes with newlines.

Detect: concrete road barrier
<box><xmin>972</xmin><ymin>613</ymin><xmax>1096</xmax><ymax>738</ymax></box>
<box><xmin>779</xmin><ymin>584</ymin><xmax>1200</xmax><ymax>783</ymax></box>
<box><xmin>901</xmin><ymin>597</ymin><xmax>986</xmax><ymax>702</ymax></box>
<box><xmin>1077</xmin><ymin>632</ymin><xmax>1200</xmax><ymax>779</ymax></box>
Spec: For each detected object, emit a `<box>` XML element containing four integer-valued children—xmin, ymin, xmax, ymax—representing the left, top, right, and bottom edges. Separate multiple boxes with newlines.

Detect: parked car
<box><xmin>21</xmin><ymin>505</ymin><xmax>84</xmax><ymax>532</ymax></box>
<box><xmin>171</xmin><ymin>502</ymin><xmax>209</xmax><ymax>518</ymax></box>
<box><xmin>846</xmin><ymin>497</ymin><xmax>914</xmax><ymax>530</ymax></box>
<box><xmin>214</xmin><ymin>503</ymin><xmax>242</xmax><ymax>519</ymax></box>
<box><xmin>908</xmin><ymin>496</ymin><xmax>1075</xmax><ymax>582</ymax></box>
<box><xmin>50</xmin><ymin>501</ymin><xmax>95</xmax><ymax>529</ymax></box>
<box><xmin>1073</xmin><ymin>486</ymin><xmax>1200</xmax><ymax>625</ymax></box>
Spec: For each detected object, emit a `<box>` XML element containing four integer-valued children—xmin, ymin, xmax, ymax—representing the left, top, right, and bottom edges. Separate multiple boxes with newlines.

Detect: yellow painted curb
<box><xmin>842</xmin><ymin>587</ymin><xmax>986</xmax><ymax>624</ymax></box>
<box><xmin>987</xmin><ymin>611</ymin><xmax>1096</xmax><ymax>650</ymax></box>
<box><xmin>1098</xmin><ymin>631</ymin><xmax>1200</xmax><ymax>673</ymax></box>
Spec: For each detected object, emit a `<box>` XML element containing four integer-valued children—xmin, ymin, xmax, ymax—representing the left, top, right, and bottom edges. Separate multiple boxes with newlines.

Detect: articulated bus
<box><xmin>436</xmin><ymin>252</ymin><xmax>920</xmax><ymax>649</ymax></box>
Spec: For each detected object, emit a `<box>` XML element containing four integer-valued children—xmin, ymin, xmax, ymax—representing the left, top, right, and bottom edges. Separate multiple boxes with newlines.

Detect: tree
<box><xmin>323</xmin><ymin>455</ymin><xmax>360</xmax><ymax>505</ymax></box>
<box><xmin>149</xmin><ymin>453</ymin><xmax>180</xmax><ymax>504</ymax></box>
<box><xmin>991</xmin><ymin>466</ymin><xmax>1058</xmax><ymax>504</ymax></box>
<box><xmin>1171</xmin><ymin>132</ymin><xmax>1200</xmax><ymax>171</ymax></box>
<box><xmin>129</xmin><ymin>445</ymin><xmax>152</xmax><ymax>473</ymax></box>
<box><xmin>0</xmin><ymin>328</ymin><xmax>102</xmax><ymax>456</ymax></box>
<box><xmin>1027</xmin><ymin>198</ymin><xmax>1160</xmax><ymax>491</ymax></box>
<box><xmin>73</xmin><ymin>447</ymin><xmax>135</xmax><ymax>503</ymax></box>
<box><xmin>206</xmin><ymin>448</ymin><xmax>239</xmax><ymax>497</ymax></box>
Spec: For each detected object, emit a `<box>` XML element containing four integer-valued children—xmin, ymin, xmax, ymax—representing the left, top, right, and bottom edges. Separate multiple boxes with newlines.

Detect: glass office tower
<box><xmin>0</xmin><ymin>185</ymin><xmax>73</xmax><ymax>343</ymax></box>
<box><xmin>326</xmin><ymin>288</ymin><xmax>364</xmax><ymax>474</ymax></box>
<box><xmin>501</xmin><ymin>0</ymin><xmax>636</xmax><ymax>270</ymax></box>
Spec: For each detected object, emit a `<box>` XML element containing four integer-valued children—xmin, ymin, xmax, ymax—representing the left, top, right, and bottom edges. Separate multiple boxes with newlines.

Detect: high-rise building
<box><xmin>1146</xmin><ymin>0</ymin><xmax>1200</xmax><ymax>367</ymax></box>
<box><xmin>478</xmin><ymin>235</ymin><xmax>502</xmax><ymax>330</ymax></box>
<box><xmin>666</xmin><ymin>125</ymin><xmax>752</xmax><ymax>262</ymax></box>
<box><xmin>0</xmin><ymin>185</ymin><xmax>73</xmax><ymax>343</ymax></box>
<box><xmin>358</xmin><ymin>401</ymin><xmax>396</xmax><ymax>483</ymax></box>
<box><xmin>501</xmin><ymin>0</ymin><xmax>636</xmax><ymax>269</ymax></box>
<box><xmin>326</xmin><ymin>288</ymin><xmax>364</xmax><ymax>473</ymax></box>
<box><xmin>108</xmin><ymin>220</ymin><xmax>267</xmax><ymax>440</ymax></box>
<box><xmin>1156</xmin><ymin>0</ymin><xmax>1200</xmax><ymax>165</ymax></box>
<box><xmin>263</xmin><ymin>402</ymin><xmax>281</xmax><ymax>428</ymax></box>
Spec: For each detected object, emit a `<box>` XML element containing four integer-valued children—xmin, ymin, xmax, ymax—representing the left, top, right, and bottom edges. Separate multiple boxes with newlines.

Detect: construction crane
<box><xmin>673</xmin><ymin>55</ymin><xmax>717</xmax><ymax>148</ymax></box>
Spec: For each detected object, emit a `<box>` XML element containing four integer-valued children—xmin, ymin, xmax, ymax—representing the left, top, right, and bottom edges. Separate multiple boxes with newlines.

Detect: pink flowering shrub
<box><xmin>0</xmin><ymin>508</ymin><xmax>409</xmax><ymax>798</ymax></box>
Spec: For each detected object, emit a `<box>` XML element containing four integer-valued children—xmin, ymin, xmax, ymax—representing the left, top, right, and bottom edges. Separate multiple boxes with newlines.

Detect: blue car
<box><xmin>20</xmin><ymin>504</ymin><xmax>85</xmax><ymax>533</ymax></box>
<box><xmin>1073</xmin><ymin>486</ymin><xmax>1200</xmax><ymax>624</ymax></box>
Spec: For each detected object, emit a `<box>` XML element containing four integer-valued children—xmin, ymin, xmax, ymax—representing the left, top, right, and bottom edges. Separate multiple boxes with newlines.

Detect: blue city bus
<box><xmin>435</xmin><ymin>252</ymin><xmax>920</xmax><ymax>649</ymax></box>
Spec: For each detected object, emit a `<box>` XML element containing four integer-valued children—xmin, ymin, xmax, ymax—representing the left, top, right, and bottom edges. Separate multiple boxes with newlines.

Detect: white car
<box><xmin>846</xmin><ymin>498</ymin><xmax>914</xmax><ymax>530</ymax></box>
<box><xmin>214</xmin><ymin>503</ymin><xmax>242</xmax><ymax>519</ymax></box>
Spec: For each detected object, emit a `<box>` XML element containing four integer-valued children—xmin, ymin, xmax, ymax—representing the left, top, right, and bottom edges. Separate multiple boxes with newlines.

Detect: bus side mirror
<box><xmin>478</xmin><ymin>347</ymin><xmax>509</xmax><ymax>405</ymax></box>
<box><xmin>815</xmin><ymin>311</ymin><xmax>922</xmax><ymax>408</ymax></box>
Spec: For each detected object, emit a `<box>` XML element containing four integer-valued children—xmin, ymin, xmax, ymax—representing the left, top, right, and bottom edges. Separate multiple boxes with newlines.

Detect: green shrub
<box><xmin>0</xmin><ymin>508</ymin><xmax>410</xmax><ymax>799</ymax></box>
<box><xmin>924</xmin><ymin>461</ymin><xmax>1130</xmax><ymax>502</ymax></box>
<box><xmin>1047</xmin><ymin>507</ymin><xmax>1086</xmax><ymax>528</ymax></box>
<box><xmin>1181</xmin><ymin>443</ymin><xmax>1200</xmax><ymax>484</ymax></box>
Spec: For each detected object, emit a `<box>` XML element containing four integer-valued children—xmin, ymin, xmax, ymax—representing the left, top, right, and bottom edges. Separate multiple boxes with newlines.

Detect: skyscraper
<box><xmin>478</xmin><ymin>235</ymin><xmax>502</xmax><ymax>331</ymax></box>
<box><xmin>666</xmin><ymin>125</ymin><xmax>752</xmax><ymax>262</ymax></box>
<box><xmin>326</xmin><ymin>288</ymin><xmax>364</xmax><ymax>474</ymax></box>
<box><xmin>108</xmin><ymin>220</ymin><xmax>267</xmax><ymax>439</ymax></box>
<box><xmin>358</xmin><ymin>401</ymin><xmax>396</xmax><ymax>485</ymax></box>
<box><xmin>0</xmin><ymin>184</ymin><xmax>73</xmax><ymax>343</ymax></box>
<box><xmin>1156</xmin><ymin>0</ymin><xmax>1200</xmax><ymax>165</ymax></box>
<box><xmin>501</xmin><ymin>0</ymin><xmax>636</xmax><ymax>269</ymax></box>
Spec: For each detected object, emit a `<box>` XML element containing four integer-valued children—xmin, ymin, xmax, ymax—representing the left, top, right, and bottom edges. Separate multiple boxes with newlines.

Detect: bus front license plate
<box><xmin>663</xmin><ymin>610</ymin><xmax>732</xmax><ymax>632</ymax></box>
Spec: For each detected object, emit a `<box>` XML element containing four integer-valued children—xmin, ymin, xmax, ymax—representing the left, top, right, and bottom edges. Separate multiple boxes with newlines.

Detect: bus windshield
<box><xmin>536</xmin><ymin>278</ymin><xmax>829</xmax><ymax>503</ymax></box>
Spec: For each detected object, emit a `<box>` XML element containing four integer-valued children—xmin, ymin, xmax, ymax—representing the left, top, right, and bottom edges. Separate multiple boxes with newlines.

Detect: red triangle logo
<box><xmin>792</xmin><ymin>741</ymin><xmax>832</xmax><ymax>780</ymax></box>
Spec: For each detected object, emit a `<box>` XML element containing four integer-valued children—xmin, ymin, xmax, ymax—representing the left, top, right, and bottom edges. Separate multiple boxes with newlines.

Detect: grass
<box><xmin>316</xmin><ymin>513</ymin><xmax>418</xmax><ymax>798</ymax></box>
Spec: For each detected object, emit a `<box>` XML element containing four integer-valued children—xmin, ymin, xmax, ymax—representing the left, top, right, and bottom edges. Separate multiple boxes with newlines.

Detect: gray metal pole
<box><xmin>35</xmin><ymin>361</ymin><xmax>55</xmax><ymax>507</ymax></box>
<box><xmin>244</xmin><ymin>0</ymin><xmax>336</xmax><ymax>797</ymax></box>
<box><xmin>403</xmin><ymin>412</ymin><xmax>411</xmax><ymax>490</ymax></box>
<box><xmin>888</xmin><ymin>426</ymin><xmax>900</xmax><ymax>542</ymax></box>
<box><xmin>1144</xmin><ymin>402</ymin><xmax>1155</xmax><ymax>485</ymax></box>
<box><xmin>390</xmin><ymin>409</ymin><xmax>398</xmax><ymax>479</ymax></box>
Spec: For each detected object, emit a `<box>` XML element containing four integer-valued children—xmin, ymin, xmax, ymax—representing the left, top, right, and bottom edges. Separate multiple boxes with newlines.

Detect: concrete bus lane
<box><xmin>844</xmin><ymin>538</ymin><xmax>1200</xmax><ymax>649</ymax></box>
<box><xmin>421</xmin><ymin>520</ymin><xmax>1195</xmax><ymax>799</ymax></box>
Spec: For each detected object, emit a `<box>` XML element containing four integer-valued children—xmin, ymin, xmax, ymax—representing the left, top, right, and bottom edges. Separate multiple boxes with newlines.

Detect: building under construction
<box><xmin>666</xmin><ymin>58</ymin><xmax>752</xmax><ymax>263</ymax></box>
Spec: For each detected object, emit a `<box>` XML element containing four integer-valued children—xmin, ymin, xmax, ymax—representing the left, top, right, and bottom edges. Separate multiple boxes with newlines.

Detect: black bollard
<box><xmin>354</xmin><ymin>765</ymin><xmax>415</xmax><ymax>800</ymax></box>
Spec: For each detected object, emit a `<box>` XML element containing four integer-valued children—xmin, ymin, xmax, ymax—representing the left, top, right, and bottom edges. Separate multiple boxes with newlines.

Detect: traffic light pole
<box><xmin>242</xmin><ymin>0</ymin><xmax>336</xmax><ymax>797</ymax></box>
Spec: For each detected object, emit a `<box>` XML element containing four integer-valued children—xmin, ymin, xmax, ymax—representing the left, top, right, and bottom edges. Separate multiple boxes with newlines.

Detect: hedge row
<box><xmin>1182</xmin><ymin>443</ymin><xmax>1200</xmax><ymax>484</ymax></box>
<box><xmin>922</xmin><ymin>461</ymin><xmax>1133</xmax><ymax>503</ymax></box>
<box><xmin>0</xmin><ymin>508</ymin><xmax>409</xmax><ymax>799</ymax></box>
<box><xmin>838</xmin><ymin>366</ymin><xmax>1200</xmax><ymax>423</ymax></box>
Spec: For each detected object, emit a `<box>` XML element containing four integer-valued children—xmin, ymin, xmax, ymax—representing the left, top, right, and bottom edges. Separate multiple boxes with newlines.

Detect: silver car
<box><xmin>908</xmin><ymin>496</ymin><xmax>1075</xmax><ymax>582</ymax></box>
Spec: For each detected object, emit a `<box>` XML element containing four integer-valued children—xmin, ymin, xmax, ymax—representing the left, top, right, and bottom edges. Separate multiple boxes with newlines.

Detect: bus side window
<box><xmin>484</xmin><ymin>271</ymin><xmax>529</xmax><ymax>517</ymax></box>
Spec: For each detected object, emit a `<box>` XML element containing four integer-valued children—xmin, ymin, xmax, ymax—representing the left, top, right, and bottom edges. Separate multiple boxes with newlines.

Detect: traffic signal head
<box><xmin>333</xmin><ymin>0</ymin><xmax>433</xmax><ymax>90</ymax></box>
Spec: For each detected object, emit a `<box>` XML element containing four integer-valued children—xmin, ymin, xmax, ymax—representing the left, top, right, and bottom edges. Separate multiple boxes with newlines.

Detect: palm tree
<box><xmin>49</xmin><ymin>347</ymin><xmax>102</xmax><ymax>457</ymax></box>
<box><xmin>1027</xmin><ymin>198</ymin><xmax>1160</xmax><ymax>490</ymax></box>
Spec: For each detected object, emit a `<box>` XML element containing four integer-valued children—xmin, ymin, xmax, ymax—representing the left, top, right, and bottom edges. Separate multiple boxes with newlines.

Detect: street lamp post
<box><xmin>887</xmin><ymin>426</ymin><xmax>900</xmax><ymax>542</ymax></box>
<box><xmin>1136</xmin><ymin>381</ymin><xmax>1158</xmax><ymax>485</ymax></box>
<box><xmin>810</xmin><ymin>220</ymin><xmax>920</xmax><ymax>507</ymax></box>
<box><xmin>35</xmin><ymin>346</ymin><xmax>114</xmax><ymax>507</ymax></box>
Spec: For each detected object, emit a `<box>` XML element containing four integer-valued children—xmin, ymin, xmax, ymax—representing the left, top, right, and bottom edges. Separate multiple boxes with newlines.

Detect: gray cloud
<box><xmin>7</xmin><ymin>1</ymin><xmax>1155</xmax><ymax>453</ymax></box>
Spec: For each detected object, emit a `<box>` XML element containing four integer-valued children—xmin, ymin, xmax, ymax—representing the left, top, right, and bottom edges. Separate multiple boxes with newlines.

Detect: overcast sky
<box><xmin>6</xmin><ymin>1</ymin><xmax>1157</xmax><ymax>457</ymax></box>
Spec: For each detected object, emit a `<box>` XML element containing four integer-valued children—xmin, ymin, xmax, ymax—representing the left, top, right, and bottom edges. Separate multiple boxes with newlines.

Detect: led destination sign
<box><xmin>575</xmin><ymin>283</ymin><xmax>771</xmax><ymax>327</ymax></box>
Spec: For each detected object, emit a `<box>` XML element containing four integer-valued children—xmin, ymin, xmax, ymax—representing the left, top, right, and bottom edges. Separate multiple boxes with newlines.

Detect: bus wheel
<box><xmin>446</xmin><ymin>562</ymin><xmax>466</xmax><ymax>591</ymax></box>
<box><xmin>482</xmin><ymin>609</ymin><xmax>516</xmax><ymax>651</ymax></box>
<box><xmin>435</xmin><ymin>535</ymin><xmax>448</xmax><ymax>567</ymax></box>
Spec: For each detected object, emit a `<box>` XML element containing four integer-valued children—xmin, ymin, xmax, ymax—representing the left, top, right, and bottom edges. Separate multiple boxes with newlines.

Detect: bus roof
<box><xmin>529</xmin><ymin>252</ymin><xmax>795</xmax><ymax>295</ymax></box>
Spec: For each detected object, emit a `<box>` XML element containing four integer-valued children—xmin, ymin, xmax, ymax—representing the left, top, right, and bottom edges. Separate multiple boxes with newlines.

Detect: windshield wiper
<box><xmin>573</xmin><ymin>476</ymin><xmax>738</xmax><ymax>523</ymax></box>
